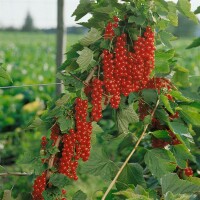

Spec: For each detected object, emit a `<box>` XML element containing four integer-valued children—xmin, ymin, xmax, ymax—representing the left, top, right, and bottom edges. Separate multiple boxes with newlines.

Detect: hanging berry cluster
<box><xmin>31</xmin><ymin>15</ymin><xmax>194</xmax><ymax>199</ymax></box>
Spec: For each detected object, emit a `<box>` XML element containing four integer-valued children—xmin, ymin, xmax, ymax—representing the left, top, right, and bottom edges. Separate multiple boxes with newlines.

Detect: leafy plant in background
<box><xmin>1</xmin><ymin>0</ymin><xmax>200</xmax><ymax>200</ymax></box>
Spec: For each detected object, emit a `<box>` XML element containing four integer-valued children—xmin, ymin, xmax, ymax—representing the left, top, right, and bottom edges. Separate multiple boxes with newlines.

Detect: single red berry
<box><xmin>184</xmin><ymin>167</ymin><xmax>193</xmax><ymax>177</ymax></box>
<box><xmin>62</xmin><ymin>189</ymin><xmax>67</xmax><ymax>195</ymax></box>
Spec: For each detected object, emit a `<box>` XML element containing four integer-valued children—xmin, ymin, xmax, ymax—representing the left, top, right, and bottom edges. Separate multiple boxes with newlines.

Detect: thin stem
<box><xmin>102</xmin><ymin>99</ymin><xmax>160</xmax><ymax>200</ymax></box>
<box><xmin>84</xmin><ymin>66</ymin><xmax>98</xmax><ymax>84</ymax></box>
<box><xmin>46</xmin><ymin>135</ymin><xmax>62</xmax><ymax>180</ymax></box>
<box><xmin>0</xmin><ymin>172</ymin><xmax>32</xmax><ymax>177</ymax></box>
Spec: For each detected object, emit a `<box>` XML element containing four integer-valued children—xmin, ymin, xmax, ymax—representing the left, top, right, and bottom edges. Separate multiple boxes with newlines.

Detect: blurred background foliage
<box><xmin>0</xmin><ymin>9</ymin><xmax>200</xmax><ymax>199</ymax></box>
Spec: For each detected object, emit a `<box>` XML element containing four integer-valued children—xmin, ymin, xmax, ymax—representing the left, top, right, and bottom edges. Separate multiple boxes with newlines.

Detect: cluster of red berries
<box><xmin>59</xmin><ymin>98</ymin><xmax>92</xmax><ymax>181</ymax></box>
<box><xmin>41</xmin><ymin>136</ymin><xmax>47</xmax><ymax>149</ymax></box>
<box><xmin>59</xmin><ymin>129</ymin><xmax>78</xmax><ymax>180</ymax></box>
<box><xmin>102</xmin><ymin>25</ymin><xmax>156</xmax><ymax>109</ymax></box>
<box><xmin>104</xmin><ymin>16</ymin><xmax>119</xmax><ymax>39</ymax></box>
<box><xmin>32</xmin><ymin>172</ymin><xmax>47</xmax><ymax>200</ymax></box>
<box><xmin>91</xmin><ymin>78</ymin><xmax>103</xmax><ymax>122</ymax></box>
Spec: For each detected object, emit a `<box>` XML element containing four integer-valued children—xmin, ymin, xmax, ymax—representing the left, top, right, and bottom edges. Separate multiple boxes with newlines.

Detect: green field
<box><xmin>0</xmin><ymin>31</ymin><xmax>199</xmax><ymax>198</ymax></box>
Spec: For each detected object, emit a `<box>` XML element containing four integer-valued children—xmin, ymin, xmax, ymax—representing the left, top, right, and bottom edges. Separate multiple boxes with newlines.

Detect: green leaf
<box><xmin>49</xmin><ymin>174</ymin><xmax>70</xmax><ymax>188</ymax></box>
<box><xmin>160</xmin><ymin>94</ymin><xmax>174</xmax><ymax>114</ymax></box>
<box><xmin>94</xmin><ymin>6</ymin><xmax>113</xmax><ymax>14</ymax></box>
<box><xmin>170</xmin><ymin>90</ymin><xmax>192</xmax><ymax>102</ymax></box>
<box><xmin>72</xmin><ymin>190</ymin><xmax>87</xmax><ymax>200</ymax></box>
<box><xmin>164</xmin><ymin>192</ymin><xmax>191</xmax><ymax>200</ymax></box>
<box><xmin>155</xmin><ymin>50</ymin><xmax>175</xmax><ymax>74</ymax></box>
<box><xmin>80</xmin><ymin>28</ymin><xmax>102</xmax><ymax>46</ymax></box>
<box><xmin>172</xmin><ymin>66</ymin><xmax>190</xmax><ymax>88</ymax></box>
<box><xmin>180</xmin><ymin>104</ymin><xmax>200</xmax><ymax>126</ymax></box>
<box><xmin>167</xmin><ymin>2</ymin><xmax>178</xmax><ymax>26</ymax></box>
<box><xmin>80</xmin><ymin>148</ymin><xmax>117</xmax><ymax>180</ymax></box>
<box><xmin>114</xmin><ymin>188</ymin><xmax>152</xmax><ymax>200</ymax></box>
<box><xmin>144</xmin><ymin>149</ymin><xmax>177</xmax><ymax>178</ymax></box>
<box><xmin>194</xmin><ymin>6</ymin><xmax>200</xmax><ymax>14</ymax></box>
<box><xmin>72</xmin><ymin>0</ymin><xmax>93</xmax><ymax>21</ymax></box>
<box><xmin>177</xmin><ymin>0</ymin><xmax>198</xmax><ymax>24</ymax></box>
<box><xmin>55</xmin><ymin>94</ymin><xmax>70</xmax><ymax>107</ymax></box>
<box><xmin>92</xmin><ymin>122</ymin><xmax>103</xmax><ymax>134</ymax></box>
<box><xmin>117</xmin><ymin>163</ymin><xmax>146</xmax><ymax>190</ymax></box>
<box><xmin>58</xmin><ymin>116</ymin><xmax>74</xmax><ymax>132</ymax></box>
<box><xmin>76</xmin><ymin>47</ymin><xmax>94</xmax><ymax>73</ymax></box>
<box><xmin>151</xmin><ymin>130</ymin><xmax>171</xmax><ymax>140</ymax></box>
<box><xmin>61</xmin><ymin>74</ymin><xmax>83</xmax><ymax>90</ymax></box>
<box><xmin>170</xmin><ymin>144</ymin><xmax>194</xmax><ymax>168</ymax></box>
<box><xmin>161</xmin><ymin>173</ymin><xmax>200</xmax><ymax>194</ymax></box>
<box><xmin>117</xmin><ymin>104</ymin><xmax>139</xmax><ymax>134</ymax></box>
<box><xmin>168</xmin><ymin>122</ymin><xmax>189</xmax><ymax>135</ymax></box>
<box><xmin>128</xmin><ymin>15</ymin><xmax>146</xmax><ymax>25</ymax></box>
<box><xmin>159</xmin><ymin>31</ymin><xmax>176</xmax><ymax>48</ymax></box>
<box><xmin>0</xmin><ymin>66</ymin><xmax>12</xmax><ymax>83</ymax></box>
<box><xmin>186</xmin><ymin>37</ymin><xmax>200</xmax><ymax>49</ymax></box>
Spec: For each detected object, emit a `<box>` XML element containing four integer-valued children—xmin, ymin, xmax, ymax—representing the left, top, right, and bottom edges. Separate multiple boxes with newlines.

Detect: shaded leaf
<box><xmin>161</xmin><ymin>173</ymin><xmax>200</xmax><ymax>194</ymax></box>
<box><xmin>117</xmin><ymin>104</ymin><xmax>139</xmax><ymax>134</ymax></box>
<box><xmin>168</xmin><ymin>2</ymin><xmax>178</xmax><ymax>26</ymax></box>
<box><xmin>170</xmin><ymin>144</ymin><xmax>194</xmax><ymax>168</ymax></box>
<box><xmin>144</xmin><ymin>149</ymin><xmax>177</xmax><ymax>178</ymax></box>
<box><xmin>80</xmin><ymin>148</ymin><xmax>117</xmax><ymax>180</ymax></box>
<box><xmin>160</xmin><ymin>94</ymin><xmax>174</xmax><ymax>114</ymax></box>
<box><xmin>159</xmin><ymin>31</ymin><xmax>176</xmax><ymax>48</ymax></box>
<box><xmin>49</xmin><ymin>174</ymin><xmax>70</xmax><ymax>188</ymax></box>
<box><xmin>186</xmin><ymin>37</ymin><xmax>200</xmax><ymax>49</ymax></box>
<box><xmin>76</xmin><ymin>47</ymin><xmax>94</xmax><ymax>73</ymax></box>
<box><xmin>72</xmin><ymin>0</ymin><xmax>93</xmax><ymax>21</ymax></box>
<box><xmin>117</xmin><ymin>163</ymin><xmax>146</xmax><ymax>190</ymax></box>
<box><xmin>72</xmin><ymin>190</ymin><xmax>87</xmax><ymax>200</ymax></box>
<box><xmin>151</xmin><ymin>130</ymin><xmax>170</xmax><ymax>140</ymax></box>
<box><xmin>80</xmin><ymin>28</ymin><xmax>102</xmax><ymax>46</ymax></box>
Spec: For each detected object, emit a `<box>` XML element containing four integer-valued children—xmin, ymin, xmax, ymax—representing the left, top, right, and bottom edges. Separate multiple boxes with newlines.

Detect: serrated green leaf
<box><xmin>159</xmin><ymin>31</ymin><xmax>176</xmax><ymax>48</ymax></box>
<box><xmin>161</xmin><ymin>173</ymin><xmax>200</xmax><ymax>194</ymax></box>
<box><xmin>170</xmin><ymin>90</ymin><xmax>192</xmax><ymax>102</ymax></box>
<box><xmin>72</xmin><ymin>0</ymin><xmax>93</xmax><ymax>21</ymax></box>
<box><xmin>0</xmin><ymin>66</ymin><xmax>12</xmax><ymax>83</ymax></box>
<box><xmin>155</xmin><ymin>50</ymin><xmax>174</xmax><ymax>74</ymax></box>
<box><xmin>92</xmin><ymin>122</ymin><xmax>103</xmax><ymax>134</ymax></box>
<box><xmin>170</xmin><ymin>144</ymin><xmax>194</xmax><ymax>168</ymax></box>
<box><xmin>168</xmin><ymin>2</ymin><xmax>178</xmax><ymax>26</ymax></box>
<box><xmin>42</xmin><ymin>187</ymin><xmax>60</xmax><ymax>200</ymax></box>
<box><xmin>76</xmin><ymin>47</ymin><xmax>94</xmax><ymax>73</ymax></box>
<box><xmin>128</xmin><ymin>15</ymin><xmax>146</xmax><ymax>25</ymax></box>
<box><xmin>94</xmin><ymin>6</ymin><xmax>113</xmax><ymax>14</ymax></box>
<box><xmin>142</xmin><ymin>89</ymin><xmax>158</xmax><ymax>104</ymax></box>
<box><xmin>164</xmin><ymin>192</ymin><xmax>191</xmax><ymax>200</ymax></box>
<box><xmin>172</xmin><ymin>66</ymin><xmax>190</xmax><ymax>88</ymax></box>
<box><xmin>114</xmin><ymin>188</ymin><xmax>152</xmax><ymax>200</ymax></box>
<box><xmin>49</xmin><ymin>174</ymin><xmax>70</xmax><ymax>188</ymax></box>
<box><xmin>80</xmin><ymin>148</ymin><xmax>117</xmax><ymax>180</ymax></box>
<box><xmin>57</xmin><ymin>116</ymin><xmax>74</xmax><ymax>132</ymax></box>
<box><xmin>62</xmin><ymin>74</ymin><xmax>83</xmax><ymax>90</ymax></box>
<box><xmin>151</xmin><ymin>130</ymin><xmax>171</xmax><ymax>140</ymax></box>
<box><xmin>169</xmin><ymin>122</ymin><xmax>189</xmax><ymax>135</ymax></box>
<box><xmin>55</xmin><ymin>94</ymin><xmax>70</xmax><ymax>107</ymax></box>
<box><xmin>144</xmin><ymin>149</ymin><xmax>177</xmax><ymax>178</ymax></box>
<box><xmin>72</xmin><ymin>190</ymin><xmax>87</xmax><ymax>200</ymax></box>
<box><xmin>80</xmin><ymin>28</ymin><xmax>102</xmax><ymax>46</ymax></box>
<box><xmin>177</xmin><ymin>0</ymin><xmax>198</xmax><ymax>24</ymax></box>
<box><xmin>186</xmin><ymin>37</ymin><xmax>200</xmax><ymax>49</ymax></box>
<box><xmin>117</xmin><ymin>163</ymin><xmax>146</xmax><ymax>190</ymax></box>
<box><xmin>160</xmin><ymin>94</ymin><xmax>174</xmax><ymax>114</ymax></box>
<box><xmin>117</xmin><ymin>104</ymin><xmax>139</xmax><ymax>134</ymax></box>
<box><xmin>180</xmin><ymin>104</ymin><xmax>200</xmax><ymax>126</ymax></box>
